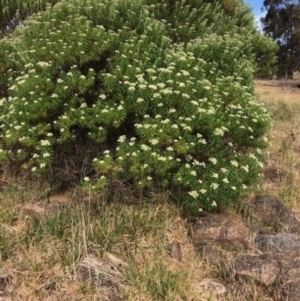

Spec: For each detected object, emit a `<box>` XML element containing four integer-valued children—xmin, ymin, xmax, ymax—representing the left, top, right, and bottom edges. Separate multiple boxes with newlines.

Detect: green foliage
<box><xmin>0</xmin><ymin>0</ymin><xmax>61</xmax><ymax>36</ymax></box>
<box><xmin>0</xmin><ymin>0</ymin><xmax>275</xmax><ymax>212</ymax></box>
<box><xmin>253</xmin><ymin>34</ymin><xmax>278</xmax><ymax>79</ymax></box>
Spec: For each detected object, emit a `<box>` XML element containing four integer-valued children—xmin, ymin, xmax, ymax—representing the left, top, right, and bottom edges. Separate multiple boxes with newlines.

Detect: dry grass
<box><xmin>255</xmin><ymin>79</ymin><xmax>300</xmax><ymax>103</ymax></box>
<box><xmin>0</xmin><ymin>79</ymin><xmax>299</xmax><ymax>300</ymax></box>
<box><xmin>255</xmin><ymin>79</ymin><xmax>300</xmax><ymax>213</ymax></box>
<box><xmin>0</xmin><ymin>180</ymin><xmax>214</xmax><ymax>301</ymax></box>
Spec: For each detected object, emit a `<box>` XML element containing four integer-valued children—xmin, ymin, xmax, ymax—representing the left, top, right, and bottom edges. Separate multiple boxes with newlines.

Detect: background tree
<box><xmin>262</xmin><ymin>0</ymin><xmax>300</xmax><ymax>78</ymax></box>
<box><xmin>0</xmin><ymin>0</ymin><xmax>276</xmax><ymax>212</ymax></box>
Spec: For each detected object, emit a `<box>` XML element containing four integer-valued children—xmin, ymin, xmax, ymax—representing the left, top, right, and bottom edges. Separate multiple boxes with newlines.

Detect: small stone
<box><xmin>22</xmin><ymin>202</ymin><xmax>60</xmax><ymax>223</ymax></box>
<box><xmin>77</xmin><ymin>253</ymin><xmax>127</xmax><ymax>291</ymax></box>
<box><xmin>167</xmin><ymin>241</ymin><xmax>182</xmax><ymax>262</ymax></box>
<box><xmin>263</xmin><ymin>167</ymin><xmax>286</xmax><ymax>182</ymax></box>
<box><xmin>196</xmin><ymin>278</ymin><xmax>226</xmax><ymax>296</ymax></box>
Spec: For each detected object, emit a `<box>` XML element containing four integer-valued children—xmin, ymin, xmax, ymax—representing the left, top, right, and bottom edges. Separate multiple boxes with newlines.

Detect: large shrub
<box><xmin>0</xmin><ymin>0</ymin><xmax>275</xmax><ymax>211</ymax></box>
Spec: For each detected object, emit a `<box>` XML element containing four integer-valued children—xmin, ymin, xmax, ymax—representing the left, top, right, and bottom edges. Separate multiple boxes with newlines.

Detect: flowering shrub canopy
<box><xmin>0</xmin><ymin>0</ymin><xmax>275</xmax><ymax>211</ymax></box>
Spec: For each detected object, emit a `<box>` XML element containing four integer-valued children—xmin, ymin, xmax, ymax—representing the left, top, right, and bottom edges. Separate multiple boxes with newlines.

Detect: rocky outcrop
<box><xmin>17</xmin><ymin>194</ymin><xmax>300</xmax><ymax>301</ymax></box>
<box><xmin>233</xmin><ymin>252</ymin><xmax>300</xmax><ymax>301</ymax></box>
<box><xmin>189</xmin><ymin>195</ymin><xmax>300</xmax><ymax>301</ymax></box>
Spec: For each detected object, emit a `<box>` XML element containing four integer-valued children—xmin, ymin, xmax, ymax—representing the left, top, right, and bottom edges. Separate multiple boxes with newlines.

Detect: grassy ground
<box><xmin>0</xmin><ymin>79</ymin><xmax>300</xmax><ymax>300</ymax></box>
<box><xmin>256</xmin><ymin>79</ymin><xmax>300</xmax><ymax>213</ymax></box>
<box><xmin>0</xmin><ymin>183</ymin><xmax>209</xmax><ymax>300</ymax></box>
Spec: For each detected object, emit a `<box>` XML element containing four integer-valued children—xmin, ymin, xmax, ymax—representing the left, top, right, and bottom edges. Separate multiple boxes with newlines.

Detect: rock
<box><xmin>255</xmin><ymin>233</ymin><xmax>300</xmax><ymax>252</ymax></box>
<box><xmin>167</xmin><ymin>241</ymin><xmax>182</xmax><ymax>262</ymax></box>
<box><xmin>263</xmin><ymin>167</ymin><xmax>286</xmax><ymax>182</ymax></box>
<box><xmin>246</xmin><ymin>195</ymin><xmax>300</xmax><ymax>233</ymax></box>
<box><xmin>77</xmin><ymin>252</ymin><xmax>127</xmax><ymax>296</ymax></box>
<box><xmin>188</xmin><ymin>213</ymin><xmax>249</xmax><ymax>249</ymax></box>
<box><xmin>22</xmin><ymin>202</ymin><xmax>61</xmax><ymax>223</ymax></box>
<box><xmin>232</xmin><ymin>251</ymin><xmax>300</xmax><ymax>301</ymax></box>
<box><xmin>198</xmin><ymin>245</ymin><xmax>226</xmax><ymax>262</ymax></box>
<box><xmin>196</xmin><ymin>278</ymin><xmax>226</xmax><ymax>296</ymax></box>
<box><xmin>232</xmin><ymin>253</ymin><xmax>280</xmax><ymax>286</ymax></box>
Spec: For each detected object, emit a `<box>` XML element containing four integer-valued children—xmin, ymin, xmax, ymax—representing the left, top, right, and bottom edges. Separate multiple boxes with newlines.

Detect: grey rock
<box><xmin>246</xmin><ymin>195</ymin><xmax>300</xmax><ymax>233</ymax></box>
<box><xmin>255</xmin><ymin>233</ymin><xmax>300</xmax><ymax>252</ymax></box>
<box><xmin>78</xmin><ymin>253</ymin><xmax>126</xmax><ymax>281</ymax></box>
<box><xmin>198</xmin><ymin>244</ymin><xmax>226</xmax><ymax>262</ymax></box>
<box><xmin>78</xmin><ymin>253</ymin><xmax>127</xmax><ymax>300</ymax></box>
<box><xmin>233</xmin><ymin>253</ymin><xmax>280</xmax><ymax>286</ymax></box>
